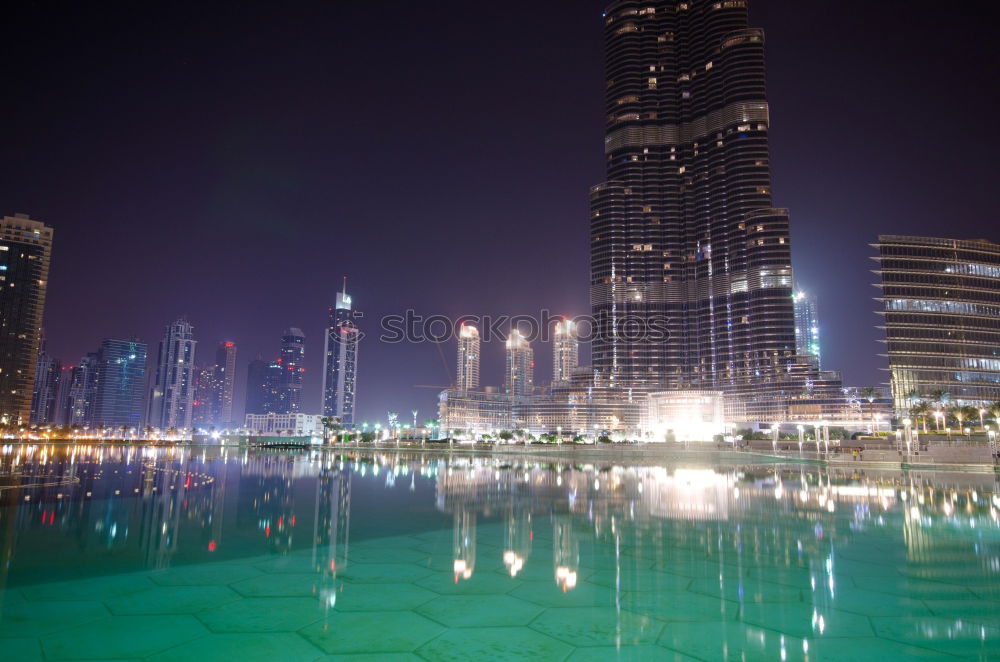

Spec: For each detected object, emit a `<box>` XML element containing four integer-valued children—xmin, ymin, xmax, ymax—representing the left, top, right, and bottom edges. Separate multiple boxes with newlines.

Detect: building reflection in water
<box><xmin>2</xmin><ymin>443</ymin><xmax>1000</xmax><ymax>647</ymax></box>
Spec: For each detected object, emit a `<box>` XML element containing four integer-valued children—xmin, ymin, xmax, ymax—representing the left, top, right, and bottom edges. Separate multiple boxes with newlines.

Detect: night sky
<box><xmin>2</xmin><ymin>1</ymin><xmax>997</xmax><ymax>424</ymax></box>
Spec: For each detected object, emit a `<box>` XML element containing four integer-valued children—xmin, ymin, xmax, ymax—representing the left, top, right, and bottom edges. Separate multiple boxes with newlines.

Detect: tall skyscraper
<box><xmin>92</xmin><ymin>338</ymin><xmax>147</xmax><ymax>429</ymax></box>
<box><xmin>274</xmin><ymin>328</ymin><xmax>305</xmax><ymax>414</ymax></box>
<box><xmin>0</xmin><ymin>214</ymin><xmax>54</xmax><ymax>424</ymax></box>
<box><xmin>147</xmin><ymin>318</ymin><xmax>197</xmax><ymax>430</ymax></box>
<box><xmin>322</xmin><ymin>279</ymin><xmax>359</xmax><ymax>424</ymax></box>
<box><xmin>456</xmin><ymin>324</ymin><xmax>480</xmax><ymax>391</ymax></box>
<box><xmin>216</xmin><ymin>341</ymin><xmax>237</xmax><ymax>425</ymax></box>
<box><xmin>874</xmin><ymin>235</ymin><xmax>1000</xmax><ymax>411</ymax></box>
<box><xmin>65</xmin><ymin>353</ymin><xmax>99</xmax><ymax>427</ymax></box>
<box><xmin>30</xmin><ymin>333</ymin><xmax>63</xmax><ymax>425</ymax></box>
<box><xmin>552</xmin><ymin>320</ymin><xmax>579</xmax><ymax>384</ymax></box>
<box><xmin>244</xmin><ymin>357</ymin><xmax>277</xmax><ymax>416</ymax></box>
<box><xmin>192</xmin><ymin>364</ymin><xmax>222</xmax><ymax>426</ymax></box>
<box><xmin>505</xmin><ymin>329</ymin><xmax>534</xmax><ymax>397</ymax></box>
<box><xmin>591</xmin><ymin>2</ymin><xmax>794</xmax><ymax>392</ymax></box>
<box><xmin>793</xmin><ymin>291</ymin><xmax>821</xmax><ymax>367</ymax></box>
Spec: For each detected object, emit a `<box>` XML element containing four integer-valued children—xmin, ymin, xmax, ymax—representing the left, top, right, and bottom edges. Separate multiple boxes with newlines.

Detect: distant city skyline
<box><xmin>1</xmin><ymin>1</ymin><xmax>998</xmax><ymax>422</ymax></box>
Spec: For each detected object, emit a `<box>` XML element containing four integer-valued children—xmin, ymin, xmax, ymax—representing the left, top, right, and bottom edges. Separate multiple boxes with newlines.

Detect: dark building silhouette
<box><xmin>244</xmin><ymin>357</ymin><xmax>280</xmax><ymax>417</ymax></box>
<box><xmin>0</xmin><ymin>214</ymin><xmax>53</xmax><ymax>424</ymax></box>
<box><xmin>591</xmin><ymin>1</ymin><xmax>795</xmax><ymax>392</ymax></box>
<box><xmin>29</xmin><ymin>333</ymin><xmax>63</xmax><ymax>425</ymax></box>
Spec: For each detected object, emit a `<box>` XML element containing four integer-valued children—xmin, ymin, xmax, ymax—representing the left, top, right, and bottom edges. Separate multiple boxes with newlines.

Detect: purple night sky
<box><xmin>2</xmin><ymin>1</ymin><xmax>997</xmax><ymax>424</ymax></box>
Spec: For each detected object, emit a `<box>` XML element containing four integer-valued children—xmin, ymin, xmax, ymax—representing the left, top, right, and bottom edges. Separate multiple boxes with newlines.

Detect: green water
<box><xmin>1</xmin><ymin>444</ymin><xmax>998</xmax><ymax>661</ymax></box>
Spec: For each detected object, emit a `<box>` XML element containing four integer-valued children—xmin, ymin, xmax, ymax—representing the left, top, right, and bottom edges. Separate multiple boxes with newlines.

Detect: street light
<box><xmin>902</xmin><ymin>418</ymin><xmax>913</xmax><ymax>459</ymax></box>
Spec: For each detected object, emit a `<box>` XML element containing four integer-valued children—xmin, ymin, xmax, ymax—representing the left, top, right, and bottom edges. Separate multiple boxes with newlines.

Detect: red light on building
<box><xmin>224</xmin><ymin>342</ymin><xmax>234</xmax><ymax>347</ymax></box>
<box><xmin>208</xmin><ymin>540</ymin><xmax>217</xmax><ymax>552</ymax></box>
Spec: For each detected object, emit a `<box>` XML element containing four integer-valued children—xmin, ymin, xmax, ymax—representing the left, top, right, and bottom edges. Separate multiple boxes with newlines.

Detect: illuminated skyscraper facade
<box><xmin>505</xmin><ymin>329</ymin><xmax>534</xmax><ymax>397</ymax></box>
<box><xmin>793</xmin><ymin>291</ymin><xmax>820</xmax><ymax>367</ymax></box>
<box><xmin>147</xmin><ymin>318</ymin><xmax>197</xmax><ymax>430</ymax></box>
<box><xmin>322</xmin><ymin>279</ymin><xmax>359</xmax><ymax>424</ymax></box>
<box><xmin>552</xmin><ymin>320</ymin><xmax>579</xmax><ymax>384</ymax></box>
<box><xmin>92</xmin><ymin>338</ymin><xmax>147</xmax><ymax>429</ymax></box>
<box><xmin>874</xmin><ymin>235</ymin><xmax>1000</xmax><ymax>411</ymax></box>
<box><xmin>275</xmin><ymin>328</ymin><xmax>305</xmax><ymax>414</ymax></box>
<box><xmin>0</xmin><ymin>214</ymin><xmax>53</xmax><ymax>424</ymax></box>
<box><xmin>216</xmin><ymin>342</ymin><xmax>237</xmax><ymax>425</ymax></box>
<box><xmin>591</xmin><ymin>1</ymin><xmax>795</xmax><ymax>392</ymax></box>
<box><xmin>192</xmin><ymin>364</ymin><xmax>222</xmax><ymax>426</ymax></box>
<box><xmin>65</xmin><ymin>353</ymin><xmax>99</xmax><ymax>427</ymax></box>
<box><xmin>456</xmin><ymin>324</ymin><xmax>480</xmax><ymax>391</ymax></box>
<box><xmin>30</xmin><ymin>341</ymin><xmax>63</xmax><ymax>425</ymax></box>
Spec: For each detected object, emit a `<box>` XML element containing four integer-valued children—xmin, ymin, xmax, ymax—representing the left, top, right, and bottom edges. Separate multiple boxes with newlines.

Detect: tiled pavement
<box><xmin>1</xmin><ymin>521</ymin><xmax>998</xmax><ymax>661</ymax></box>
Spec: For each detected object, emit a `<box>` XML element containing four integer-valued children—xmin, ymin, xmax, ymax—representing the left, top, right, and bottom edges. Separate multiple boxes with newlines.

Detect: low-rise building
<box><xmin>244</xmin><ymin>412</ymin><xmax>323</xmax><ymax>437</ymax></box>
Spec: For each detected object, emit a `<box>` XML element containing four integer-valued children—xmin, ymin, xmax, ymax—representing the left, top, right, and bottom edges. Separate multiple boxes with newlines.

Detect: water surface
<box><xmin>1</xmin><ymin>444</ymin><xmax>998</xmax><ymax>661</ymax></box>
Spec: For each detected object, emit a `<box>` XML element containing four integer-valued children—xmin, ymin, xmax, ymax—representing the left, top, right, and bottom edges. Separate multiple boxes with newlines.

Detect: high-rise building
<box><xmin>274</xmin><ymin>328</ymin><xmax>305</xmax><ymax>414</ymax></box>
<box><xmin>505</xmin><ymin>329</ymin><xmax>534</xmax><ymax>397</ymax></box>
<box><xmin>552</xmin><ymin>320</ymin><xmax>579</xmax><ymax>384</ymax></box>
<box><xmin>65</xmin><ymin>353</ymin><xmax>99</xmax><ymax>427</ymax></box>
<box><xmin>793</xmin><ymin>291</ymin><xmax>821</xmax><ymax>367</ymax></box>
<box><xmin>322</xmin><ymin>279</ymin><xmax>359</xmax><ymax>424</ymax></box>
<box><xmin>30</xmin><ymin>334</ymin><xmax>63</xmax><ymax>425</ymax></box>
<box><xmin>456</xmin><ymin>324</ymin><xmax>480</xmax><ymax>391</ymax></box>
<box><xmin>147</xmin><ymin>318</ymin><xmax>197</xmax><ymax>430</ymax></box>
<box><xmin>92</xmin><ymin>339</ymin><xmax>147</xmax><ymax>429</ymax></box>
<box><xmin>192</xmin><ymin>364</ymin><xmax>222</xmax><ymax>427</ymax></box>
<box><xmin>0</xmin><ymin>214</ymin><xmax>54</xmax><ymax>424</ymax></box>
<box><xmin>873</xmin><ymin>235</ymin><xmax>1000</xmax><ymax>411</ymax></box>
<box><xmin>244</xmin><ymin>357</ymin><xmax>277</xmax><ymax>416</ymax></box>
<box><xmin>591</xmin><ymin>2</ymin><xmax>795</xmax><ymax>392</ymax></box>
<box><xmin>216</xmin><ymin>342</ymin><xmax>237</xmax><ymax>425</ymax></box>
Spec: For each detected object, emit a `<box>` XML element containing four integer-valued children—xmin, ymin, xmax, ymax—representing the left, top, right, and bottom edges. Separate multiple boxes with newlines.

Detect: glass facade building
<box><xmin>92</xmin><ymin>338</ymin><xmax>147</xmax><ymax>429</ymax></box>
<box><xmin>275</xmin><ymin>328</ymin><xmax>305</xmax><ymax>414</ymax></box>
<box><xmin>793</xmin><ymin>291</ymin><xmax>821</xmax><ymax>367</ymax></box>
<box><xmin>504</xmin><ymin>329</ymin><xmax>534</xmax><ymax>397</ymax></box>
<box><xmin>244</xmin><ymin>357</ymin><xmax>279</xmax><ymax>416</ymax></box>
<box><xmin>216</xmin><ymin>342</ymin><xmax>237</xmax><ymax>425</ymax></box>
<box><xmin>456</xmin><ymin>324</ymin><xmax>480</xmax><ymax>391</ymax></box>
<box><xmin>322</xmin><ymin>280</ymin><xmax>359</xmax><ymax>424</ymax></box>
<box><xmin>873</xmin><ymin>235</ymin><xmax>1000</xmax><ymax>411</ymax></box>
<box><xmin>591</xmin><ymin>1</ymin><xmax>795</xmax><ymax>392</ymax></box>
<box><xmin>0</xmin><ymin>214</ymin><xmax>53</xmax><ymax>424</ymax></box>
<box><xmin>147</xmin><ymin>318</ymin><xmax>197</xmax><ymax>430</ymax></box>
<box><xmin>30</xmin><ymin>347</ymin><xmax>63</xmax><ymax>425</ymax></box>
<box><xmin>552</xmin><ymin>320</ymin><xmax>579</xmax><ymax>384</ymax></box>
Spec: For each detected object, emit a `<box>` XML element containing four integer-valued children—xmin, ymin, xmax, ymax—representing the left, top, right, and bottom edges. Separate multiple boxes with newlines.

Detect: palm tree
<box><xmin>320</xmin><ymin>416</ymin><xmax>341</xmax><ymax>444</ymax></box>
<box><xmin>929</xmin><ymin>390</ymin><xmax>950</xmax><ymax>432</ymax></box>
<box><xmin>954</xmin><ymin>405</ymin><xmax>979</xmax><ymax>432</ymax></box>
<box><xmin>989</xmin><ymin>402</ymin><xmax>1000</xmax><ymax>426</ymax></box>
<box><xmin>860</xmin><ymin>386</ymin><xmax>880</xmax><ymax>429</ymax></box>
<box><xmin>910</xmin><ymin>400</ymin><xmax>932</xmax><ymax>433</ymax></box>
<box><xmin>120</xmin><ymin>425</ymin><xmax>129</xmax><ymax>441</ymax></box>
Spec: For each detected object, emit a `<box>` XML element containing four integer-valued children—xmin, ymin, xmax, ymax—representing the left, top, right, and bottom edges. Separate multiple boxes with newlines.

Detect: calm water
<box><xmin>1</xmin><ymin>444</ymin><xmax>999</xmax><ymax>661</ymax></box>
